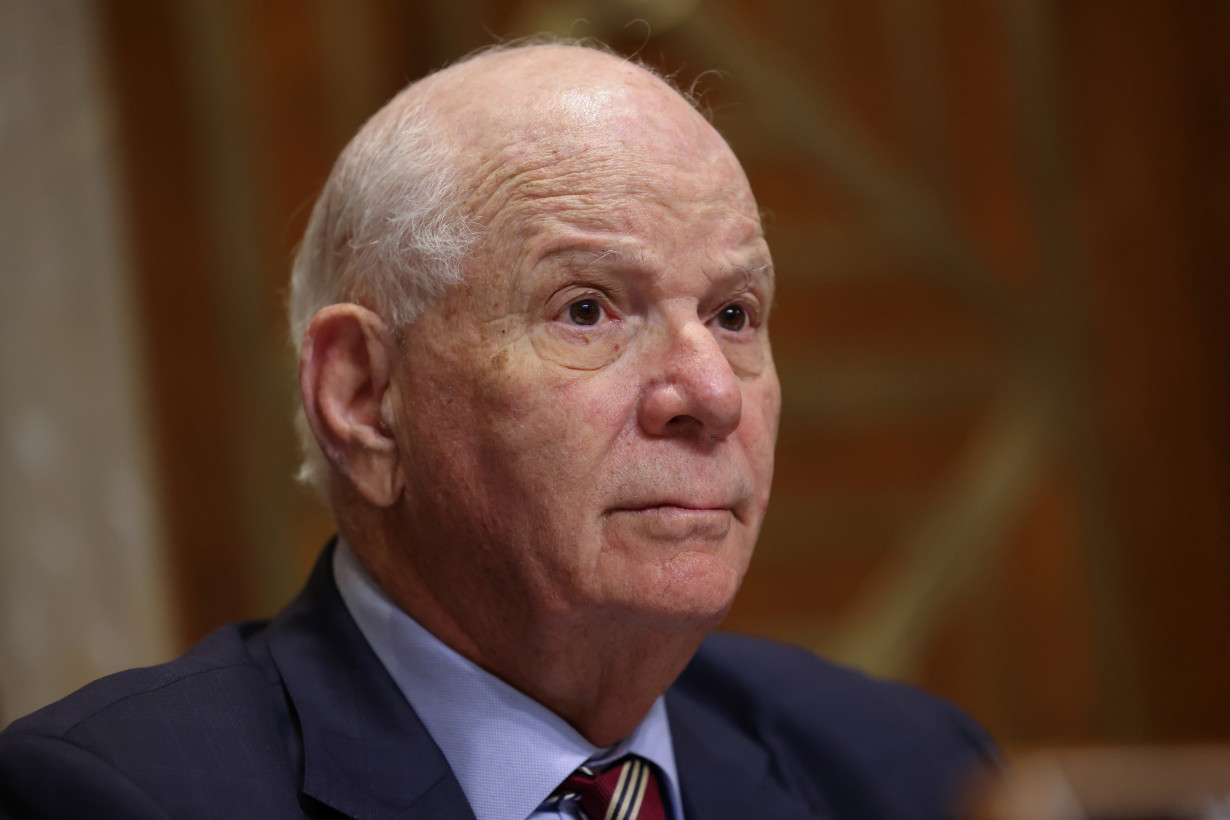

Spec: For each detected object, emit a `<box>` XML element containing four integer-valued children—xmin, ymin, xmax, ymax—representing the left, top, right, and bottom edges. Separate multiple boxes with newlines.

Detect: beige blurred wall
<box><xmin>0</xmin><ymin>0</ymin><xmax>172</xmax><ymax>722</ymax></box>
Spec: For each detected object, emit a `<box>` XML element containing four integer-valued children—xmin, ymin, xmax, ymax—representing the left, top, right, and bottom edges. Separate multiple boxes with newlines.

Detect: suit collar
<box><xmin>265</xmin><ymin>542</ymin><xmax>476</xmax><ymax>820</ymax></box>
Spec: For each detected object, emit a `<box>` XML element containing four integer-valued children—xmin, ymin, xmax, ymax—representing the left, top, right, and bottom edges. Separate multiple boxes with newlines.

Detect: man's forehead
<box><xmin>464</xmin><ymin>145</ymin><xmax>754</xmax><ymax>230</ymax></box>
<box><xmin>401</xmin><ymin>45</ymin><xmax>768</xmax><ymax>291</ymax></box>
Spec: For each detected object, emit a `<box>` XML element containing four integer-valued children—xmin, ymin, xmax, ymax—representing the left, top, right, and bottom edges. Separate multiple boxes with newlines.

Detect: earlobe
<box><xmin>299</xmin><ymin>304</ymin><xmax>405</xmax><ymax>507</ymax></box>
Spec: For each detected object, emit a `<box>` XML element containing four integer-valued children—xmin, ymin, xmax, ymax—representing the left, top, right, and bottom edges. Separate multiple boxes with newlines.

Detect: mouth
<box><xmin>605</xmin><ymin>504</ymin><xmax>738</xmax><ymax>543</ymax></box>
<box><xmin>609</xmin><ymin>499</ymin><xmax>744</xmax><ymax>521</ymax></box>
<box><xmin>612</xmin><ymin>504</ymin><xmax>732</xmax><ymax>517</ymax></box>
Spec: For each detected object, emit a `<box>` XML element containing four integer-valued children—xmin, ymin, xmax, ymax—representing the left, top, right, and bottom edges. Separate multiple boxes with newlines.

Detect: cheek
<box><xmin>473</xmin><ymin>358</ymin><xmax>633</xmax><ymax>488</ymax></box>
<box><xmin>763</xmin><ymin>376</ymin><xmax>782</xmax><ymax>443</ymax></box>
<box><xmin>531</xmin><ymin>372</ymin><xmax>639</xmax><ymax>469</ymax></box>
<box><xmin>740</xmin><ymin>374</ymin><xmax>782</xmax><ymax>470</ymax></box>
<box><xmin>722</xmin><ymin>334</ymin><xmax>768</xmax><ymax>379</ymax></box>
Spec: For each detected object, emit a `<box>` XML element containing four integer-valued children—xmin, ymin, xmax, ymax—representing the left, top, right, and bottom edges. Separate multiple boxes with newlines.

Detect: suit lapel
<box><xmin>265</xmin><ymin>544</ymin><xmax>477</xmax><ymax>820</ymax></box>
<box><xmin>666</xmin><ymin>686</ymin><xmax>832</xmax><ymax>820</ymax></box>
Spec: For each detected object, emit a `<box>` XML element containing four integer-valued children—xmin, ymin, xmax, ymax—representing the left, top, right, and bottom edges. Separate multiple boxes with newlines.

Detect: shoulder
<box><xmin>2</xmin><ymin>621</ymin><xmax>273</xmax><ymax>741</ymax></box>
<box><xmin>680</xmin><ymin>632</ymin><xmax>992</xmax><ymax>742</ymax></box>
<box><xmin>671</xmin><ymin>632</ymin><xmax>997</xmax><ymax>818</ymax></box>
<box><xmin>0</xmin><ymin>621</ymin><xmax>299</xmax><ymax>818</ymax></box>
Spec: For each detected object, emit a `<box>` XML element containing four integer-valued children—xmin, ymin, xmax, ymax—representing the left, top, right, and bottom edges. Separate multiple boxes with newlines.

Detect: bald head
<box><xmin>414</xmin><ymin>46</ymin><xmax>715</xmax><ymax>159</ymax></box>
<box><xmin>400</xmin><ymin>44</ymin><xmax>751</xmax><ymax>229</ymax></box>
<box><xmin>290</xmin><ymin>42</ymin><xmax>763</xmax><ymax>491</ymax></box>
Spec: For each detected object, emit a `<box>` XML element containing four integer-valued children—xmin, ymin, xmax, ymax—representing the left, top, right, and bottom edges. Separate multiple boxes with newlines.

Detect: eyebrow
<box><xmin>734</xmin><ymin>260</ymin><xmax>773</xmax><ymax>283</ymax></box>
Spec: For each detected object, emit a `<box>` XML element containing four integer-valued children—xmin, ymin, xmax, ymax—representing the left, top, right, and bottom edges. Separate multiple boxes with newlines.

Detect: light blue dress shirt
<box><xmin>333</xmin><ymin>541</ymin><xmax>685</xmax><ymax>820</ymax></box>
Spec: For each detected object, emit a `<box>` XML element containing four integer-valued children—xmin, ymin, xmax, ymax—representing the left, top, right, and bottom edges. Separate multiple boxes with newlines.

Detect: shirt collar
<box><xmin>333</xmin><ymin>540</ymin><xmax>684</xmax><ymax>820</ymax></box>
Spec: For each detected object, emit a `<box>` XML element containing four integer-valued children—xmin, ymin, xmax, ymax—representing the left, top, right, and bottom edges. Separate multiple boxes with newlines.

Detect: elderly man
<box><xmin>0</xmin><ymin>43</ymin><xmax>993</xmax><ymax>819</ymax></box>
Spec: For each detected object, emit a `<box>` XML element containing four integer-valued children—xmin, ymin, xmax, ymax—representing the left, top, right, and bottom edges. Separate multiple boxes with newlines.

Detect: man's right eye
<box><xmin>567</xmin><ymin>299</ymin><xmax>603</xmax><ymax>326</ymax></box>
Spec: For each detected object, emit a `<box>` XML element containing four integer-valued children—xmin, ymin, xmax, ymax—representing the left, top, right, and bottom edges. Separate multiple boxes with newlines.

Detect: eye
<box><xmin>567</xmin><ymin>299</ymin><xmax>604</xmax><ymax>326</ymax></box>
<box><xmin>715</xmin><ymin>304</ymin><xmax>748</xmax><ymax>332</ymax></box>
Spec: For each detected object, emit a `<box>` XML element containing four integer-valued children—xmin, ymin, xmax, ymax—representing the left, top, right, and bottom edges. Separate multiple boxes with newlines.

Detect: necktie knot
<box><xmin>553</xmin><ymin>754</ymin><xmax>667</xmax><ymax>820</ymax></box>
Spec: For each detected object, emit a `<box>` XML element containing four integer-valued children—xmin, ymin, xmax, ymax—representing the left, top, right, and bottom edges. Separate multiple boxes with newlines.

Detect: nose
<box><xmin>638</xmin><ymin>319</ymin><xmax>742</xmax><ymax>440</ymax></box>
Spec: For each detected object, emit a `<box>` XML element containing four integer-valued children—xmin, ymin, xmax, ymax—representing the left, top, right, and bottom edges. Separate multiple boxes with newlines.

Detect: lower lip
<box><xmin>607</xmin><ymin>506</ymin><xmax>734</xmax><ymax>542</ymax></box>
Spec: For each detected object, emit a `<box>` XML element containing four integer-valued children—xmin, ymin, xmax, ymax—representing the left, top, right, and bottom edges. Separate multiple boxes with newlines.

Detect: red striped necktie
<box><xmin>553</xmin><ymin>755</ymin><xmax>668</xmax><ymax>820</ymax></box>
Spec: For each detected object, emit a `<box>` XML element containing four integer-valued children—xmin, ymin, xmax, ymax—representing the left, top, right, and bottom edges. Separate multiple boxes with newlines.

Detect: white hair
<box><xmin>288</xmin><ymin>92</ymin><xmax>479</xmax><ymax>492</ymax></box>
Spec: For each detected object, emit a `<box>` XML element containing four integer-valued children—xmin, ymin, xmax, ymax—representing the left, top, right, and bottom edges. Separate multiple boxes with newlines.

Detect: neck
<box><xmin>482</xmin><ymin>617</ymin><xmax>711</xmax><ymax>747</ymax></box>
<box><xmin>340</xmin><ymin>515</ymin><xmax>717</xmax><ymax>747</ymax></box>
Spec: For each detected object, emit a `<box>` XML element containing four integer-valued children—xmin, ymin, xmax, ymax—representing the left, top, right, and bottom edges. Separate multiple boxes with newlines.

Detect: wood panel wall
<box><xmin>94</xmin><ymin>0</ymin><xmax>1230</xmax><ymax>747</ymax></box>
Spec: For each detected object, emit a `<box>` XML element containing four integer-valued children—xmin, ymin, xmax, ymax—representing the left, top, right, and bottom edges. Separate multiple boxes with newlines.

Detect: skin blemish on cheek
<box><xmin>490</xmin><ymin>348</ymin><xmax>511</xmax><ymax>372</ymax></box>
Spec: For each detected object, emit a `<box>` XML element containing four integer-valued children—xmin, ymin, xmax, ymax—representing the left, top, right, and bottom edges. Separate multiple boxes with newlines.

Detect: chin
<box><xmin>620</xmin><ymin>549</ymin><xmax>746</xmax><ymax>627</ymax></box>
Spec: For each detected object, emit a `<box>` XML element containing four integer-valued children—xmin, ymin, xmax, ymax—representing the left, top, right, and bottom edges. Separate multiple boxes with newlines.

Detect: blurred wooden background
<box><xmin>1</xmin><ymin>0</ymin><xmax>1227</xmax><ymax>749</ymax></box>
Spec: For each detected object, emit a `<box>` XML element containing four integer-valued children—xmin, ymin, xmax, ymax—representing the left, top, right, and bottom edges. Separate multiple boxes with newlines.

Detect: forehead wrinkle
<box><xmin>464</xmin><ymin>149</ymin><xmax>637</xmax><ymax>241</ymax></box>
<box><xmin>519</xmin><ymin>196</ymin><xmax>769</xmax><ymax>273</ymax></box>
<box><xmin>478</xmin><ymin>168</ymin><xmax>758</xmax><ymax>255</ymax></box>
<box><xmin>460</xmin><ymin>116</ymin><xmax>749</xmax><ymax>224</ymax></box>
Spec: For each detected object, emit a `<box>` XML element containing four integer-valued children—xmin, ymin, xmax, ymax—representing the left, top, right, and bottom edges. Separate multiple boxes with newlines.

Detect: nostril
<box><xmin>666</xmin><ymin>415</ymin><xmax>703</xmax><ymax>433</ymax></box>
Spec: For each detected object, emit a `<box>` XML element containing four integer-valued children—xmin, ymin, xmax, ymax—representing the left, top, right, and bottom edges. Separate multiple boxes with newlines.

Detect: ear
<box><xmin>299</xmin><ymin>303</ymin><xmax>404</xmax><ymax>507</ymax></box>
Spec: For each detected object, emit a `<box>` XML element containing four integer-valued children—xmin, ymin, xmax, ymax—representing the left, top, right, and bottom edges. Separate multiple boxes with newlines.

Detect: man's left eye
<box><xmin>567</xmin><ymin>299</ymin><xmax>604</xmax><ymax>326</ymax></box>
<box><xmin>716</xmin><ymin>304</ymin><xmax>748</xmax><ymax>331</ymax></box>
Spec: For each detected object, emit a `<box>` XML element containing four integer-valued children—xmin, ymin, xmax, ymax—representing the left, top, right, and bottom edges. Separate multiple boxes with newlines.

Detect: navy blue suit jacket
<box><xmin>0</xmin><ymin>546</ymin><xmax>994</xmax><ymax>818</ymax></box>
